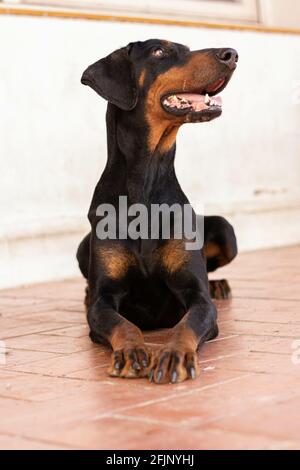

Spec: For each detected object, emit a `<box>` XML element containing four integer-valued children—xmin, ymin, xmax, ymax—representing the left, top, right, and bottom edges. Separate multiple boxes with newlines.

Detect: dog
<box><xmin>77</xmin><ymin>39</ymin><xmax>238</xmax><ymax>384</ymax></box>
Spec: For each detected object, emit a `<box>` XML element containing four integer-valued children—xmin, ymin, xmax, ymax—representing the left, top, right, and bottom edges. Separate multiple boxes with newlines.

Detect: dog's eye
<box><xmin>151</xmin><ymin>48</ymin><xmax>165</xmax><ymax>58</ymax></box>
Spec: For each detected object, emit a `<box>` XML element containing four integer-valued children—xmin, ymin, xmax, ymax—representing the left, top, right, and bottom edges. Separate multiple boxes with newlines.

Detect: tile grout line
<box><xmin>233</xmin><ymin>295</ymin><xmax>300</xmax><ymax>303</ymax></box>
<box><xmin>90</xmin><ymin>373</ymin><xmax>254</xmax><ymax>422</ymax></box>
<box><xmin>111</xmin><ymin>389</ymin><xmax>300</xmax><ymax>442</ymax></box>
<box><xmin>2</xmin><ymin>324</ymin><xmax>88</xmax><ymax>341</ymax></box>
<box><xmin>218</xmin><ymin>319</ymin><xmax>300</xmax><ymax>326</ymax></box>
<box><xmin>0</xmin><ymin>430</ymin><xmax>85</xmax><ymax>450</ymax></box>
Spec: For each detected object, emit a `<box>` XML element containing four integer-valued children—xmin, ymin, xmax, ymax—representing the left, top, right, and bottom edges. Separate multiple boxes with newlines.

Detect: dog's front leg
<box><xmin>150</xmin><ymin>279</ymin><xmax>218</xmax><ymax>384</ymax></box>
<box><xmin>88</xmin><ymin>298</ymin><xmax>150</xmax><ymax>378</ymax></box>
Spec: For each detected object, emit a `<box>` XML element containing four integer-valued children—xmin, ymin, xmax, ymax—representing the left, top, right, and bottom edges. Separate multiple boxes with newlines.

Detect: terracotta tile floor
<box><xmin>1</xmin><ymin>245</ymin><xmax>300</xmax><ymax>450</ymax></box>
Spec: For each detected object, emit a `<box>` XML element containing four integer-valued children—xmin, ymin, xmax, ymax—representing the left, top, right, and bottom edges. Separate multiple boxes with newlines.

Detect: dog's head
<box><xmin>82</xmin><ymin>39</ymin><xmax>238</xmax><ymax>151</ymax></box>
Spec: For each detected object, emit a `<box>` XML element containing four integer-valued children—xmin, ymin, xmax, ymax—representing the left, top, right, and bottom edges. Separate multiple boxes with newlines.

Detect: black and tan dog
<box><xmin>77</xmin><ymin>39</ymin><xmax>238</xmax><ymax>384</ymax></box>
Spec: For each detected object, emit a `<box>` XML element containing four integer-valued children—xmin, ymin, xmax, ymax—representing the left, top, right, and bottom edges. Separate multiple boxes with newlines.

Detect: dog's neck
<box><xmin>104</xmin><ymin>104</ymin><xmax>182</xmax><ymax>205</ymax></box>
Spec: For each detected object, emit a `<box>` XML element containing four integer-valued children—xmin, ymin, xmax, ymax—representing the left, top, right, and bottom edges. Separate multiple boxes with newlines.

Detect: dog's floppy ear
<box><xmin>81</xmin><ymin>46</ymin><xmax>138</xmax><ymax>111</ymax></box>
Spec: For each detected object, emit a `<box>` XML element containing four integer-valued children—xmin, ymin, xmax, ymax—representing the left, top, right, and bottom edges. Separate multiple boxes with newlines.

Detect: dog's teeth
<box><xmin>205</xmin><ymin>93</ymin><xmax>210</xmax><ymax>105</ymax></box>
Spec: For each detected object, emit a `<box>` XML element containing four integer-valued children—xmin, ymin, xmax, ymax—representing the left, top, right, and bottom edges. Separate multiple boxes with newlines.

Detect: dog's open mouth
<box><xmin>161</xmin><ymin>77</ymin><xmax>227</xmax><ymax>120</ymax></box>
<box><xmin>163</xmin><ymin>93</ymin><xmax>222</xmax><ymax>112</ymax></box>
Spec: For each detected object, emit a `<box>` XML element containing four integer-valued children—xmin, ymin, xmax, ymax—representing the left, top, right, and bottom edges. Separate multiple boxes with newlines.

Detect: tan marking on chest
<box><xmin>97</xmin><ymin>246</ymin><xmax>137</xmax><ymax>279</ymax></box>
<box><xmin>156</xmin><ymin>239</ymin><xmax>190</xmax><ymax>274</ymax></box>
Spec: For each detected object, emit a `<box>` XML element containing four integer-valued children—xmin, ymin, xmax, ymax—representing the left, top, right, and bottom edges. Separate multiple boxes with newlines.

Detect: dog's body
<box><xmin>77</xmin><ymin>40</ymin><xmax>238</xmax><ymax>383</ymax></box>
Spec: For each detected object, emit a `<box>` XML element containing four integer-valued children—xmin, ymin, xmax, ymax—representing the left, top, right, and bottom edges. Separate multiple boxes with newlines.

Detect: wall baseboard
<box><xmin>0</xmin><ymin>226</ymin><xmax>87</xmax><ymax>289</ymax></box>
<box><xmin>226</xmin><ymin>205</ymin><xmax>300</xmax><ymax>252</ymax></box>
<box><xmin>1</xmin><ymin>205</ymin><xmax>299</xmax><ymax>289</ymax></box>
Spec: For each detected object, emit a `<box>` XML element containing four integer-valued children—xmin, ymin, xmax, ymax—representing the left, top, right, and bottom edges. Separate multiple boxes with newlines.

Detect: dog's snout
<box><xmin>216</xmin><ymin>48</ymin><xmax>238</xmax><ymax>70</ymax></box>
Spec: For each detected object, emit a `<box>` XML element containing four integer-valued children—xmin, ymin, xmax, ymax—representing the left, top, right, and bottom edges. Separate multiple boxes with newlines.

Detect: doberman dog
<box><xmin>77</xmin><ymin>39</ymin><xmax>238</xmax><ymax>384</ymax></box>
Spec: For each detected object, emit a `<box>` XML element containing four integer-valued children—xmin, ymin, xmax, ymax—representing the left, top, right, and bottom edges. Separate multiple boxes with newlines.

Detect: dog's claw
<box><xmin>156</xmin><ymin>370</ymin><xmax>163</xmax><ymax>383</ymax></box>
<box><xmin>108</xmin><ymin>345</ymin><xmax>150</xmax><ymax>378</ymax></box>
<box><xmin>171</xmin><ymin>371</ymin><xmax>177</xmax><ymax>383</ymax></box>
<box><xmin>132</xmin><ymin>361</ymin><xmax>141</xmax><ymax>370</ymax></box>
<box><xmin>150</xmin><ymin>347</ymin><xmax>200</xmax><ymax>384</ymax></box>
<box><xmin>188</xmin><ymin>366</ymin><xmax>196</xmax><ymax>380</ymax></box>
<box><xmin>209</xmin><ymin>279</ymin><xmax>232</xmax><ymax>300</ymax></box>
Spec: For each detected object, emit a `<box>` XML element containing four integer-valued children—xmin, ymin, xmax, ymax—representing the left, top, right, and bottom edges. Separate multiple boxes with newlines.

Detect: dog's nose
<box><xmin>216</xmin><ymin>48</ymin><xmax>238</xmax><ymax>70</ymax></box>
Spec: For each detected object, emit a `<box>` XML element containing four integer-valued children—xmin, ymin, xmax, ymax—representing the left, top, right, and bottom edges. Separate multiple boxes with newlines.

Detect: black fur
<box><xmin>77</xmin><ymin>39</ymin><xmax>238</xmax><ymax>383</ymax></box>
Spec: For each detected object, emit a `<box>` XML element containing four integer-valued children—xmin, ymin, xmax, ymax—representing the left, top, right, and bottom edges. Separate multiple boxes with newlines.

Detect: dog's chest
<box><xmin>111</xmin><ymin>243</ymin><xmax>186</xmax><ymax>329</ymax></box>
<box><xmin>118</xmin><ymin>270</ymin><xmax>185</xmax><ymax>330</ymax></box>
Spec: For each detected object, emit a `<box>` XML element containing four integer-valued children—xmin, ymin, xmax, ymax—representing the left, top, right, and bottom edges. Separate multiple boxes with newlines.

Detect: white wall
<box><xmin>1</xmin><ymin>14</ymin><xmax>300</xmax><ymax>287</ymax></box>
<box><xmin>260</xmin><ymin>0</ymin><xmax>300</xmax><ymax>29</ymax></box>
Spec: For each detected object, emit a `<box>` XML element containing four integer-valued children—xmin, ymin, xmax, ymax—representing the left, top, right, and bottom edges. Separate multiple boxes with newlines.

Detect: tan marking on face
<box><xmin>159</xmin><ymin>126</ymin><xmax>179</xmax><ymax>154</ymax></box>
<box><xmin>147</xmin><ymin>120</ymin><xmax>180</xmax><ymax>155</ymax></box>
<box><xmin>156</xmin><ymin>239</ymin><xmax>190</xmax><ymax>274</ymax></box>
<box><xmin>138</xmin><ymin>69</ymin><xmax>146</xmax><ymax>87</ymax></box>
<box><xmin>145</xmin><ymin>51</ymin><xmax>218</xmax><ymax>153</ymax></box>
<box><xmin>97</xmin><ymin>246</ymin><xmax>137</xmax><ymax>279</ymax></box>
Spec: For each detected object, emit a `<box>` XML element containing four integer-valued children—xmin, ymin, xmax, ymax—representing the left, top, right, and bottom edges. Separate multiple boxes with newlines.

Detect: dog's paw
<box><xmin>108</xmin><ymin>345</ymin><xmax>151</xmax><ymax>379</ymax></box>
<box><xmin>149</xmin><ymin>347</ymin><xmax>199</xmax><ymax>384</ymax></box>
<box><xmin>209</xmin><ymin>279</ymin><xmax>232</xmax><ymax>300</ymax></box>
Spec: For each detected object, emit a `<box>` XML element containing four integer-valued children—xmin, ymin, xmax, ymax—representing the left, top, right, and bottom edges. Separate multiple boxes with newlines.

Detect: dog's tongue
<box><xmin>163</xmin><ymin>93</ymin><xmax>222</xmax><ymax>112</ymax></box>
<box><xmin>177</xmin><ymin>93</ymin><xmax>222</xmax><ymax>106</ymax></box>
<box><xmin>211</xmin><ymin>96</ymin><xmax>222</xmax><ymax>107</ymax></box>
